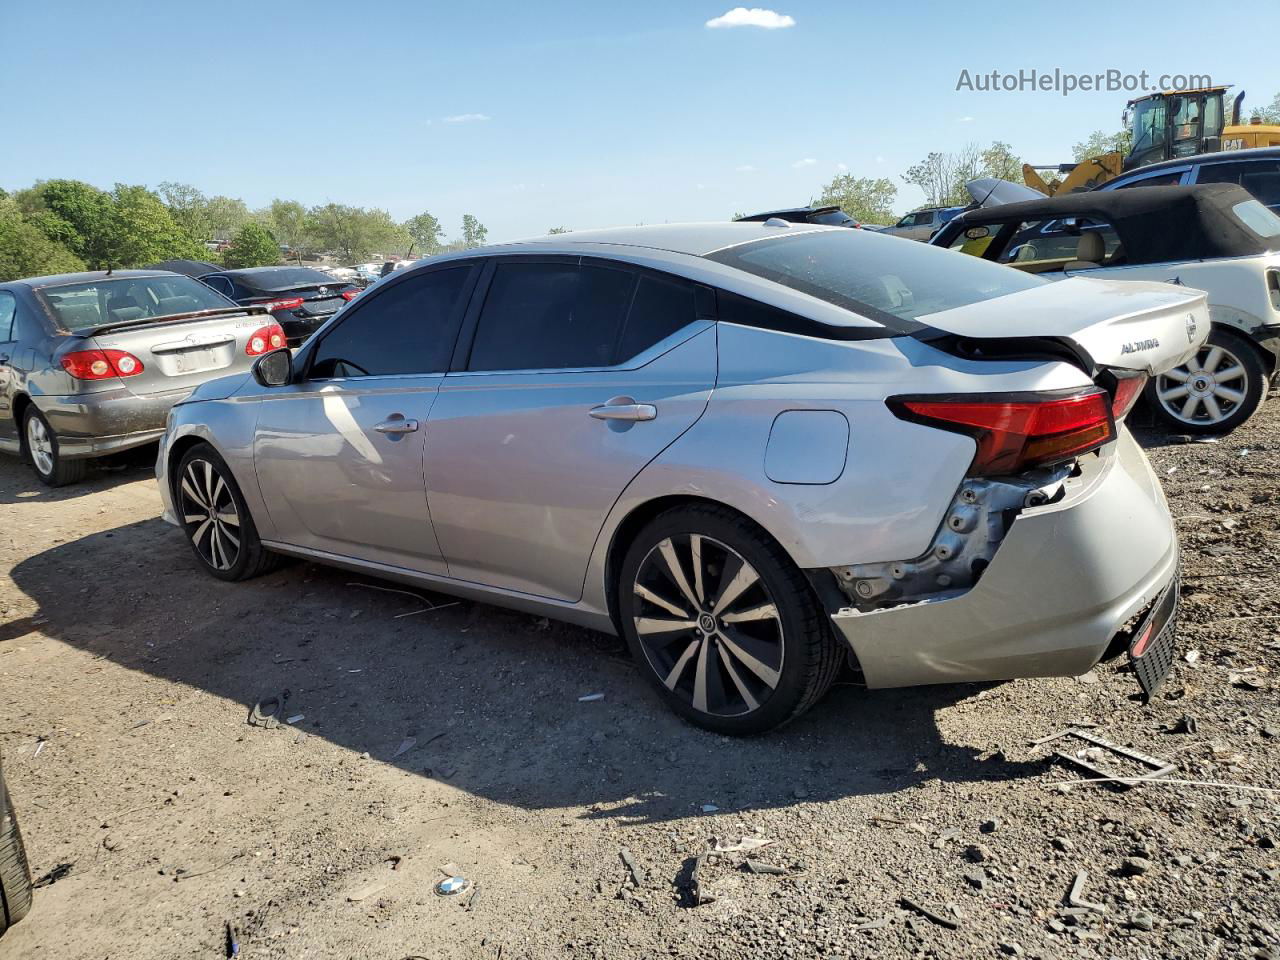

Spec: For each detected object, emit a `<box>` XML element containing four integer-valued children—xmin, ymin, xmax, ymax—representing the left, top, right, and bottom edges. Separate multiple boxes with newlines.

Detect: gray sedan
<box><xmin>0</xmin><ymin>270</ymin><xmax>286</xmax><ymax>485</ymax></box>
<box><xmin>159</xmin><ymin>223</ymin><xmax>1204</xmax><ymax>733</ymax></box>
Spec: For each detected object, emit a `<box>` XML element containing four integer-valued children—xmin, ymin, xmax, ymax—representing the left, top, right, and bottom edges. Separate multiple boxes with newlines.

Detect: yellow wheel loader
<box><xmin>1024</xmin><ymin>86</ymin><xmax>1280</xmax><ymax>196</ymax></box>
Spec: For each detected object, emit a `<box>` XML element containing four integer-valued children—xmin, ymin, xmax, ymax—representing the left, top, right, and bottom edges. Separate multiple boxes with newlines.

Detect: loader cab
<box><xmin>1124</xmin><ymin>88</ymin><xmax>1229</xmax><ymax>170</ymax></box>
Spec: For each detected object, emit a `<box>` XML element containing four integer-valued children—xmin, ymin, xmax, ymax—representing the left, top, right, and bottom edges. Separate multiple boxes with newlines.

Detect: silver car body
<box><xmin>0</xmin><ymin>270</ymin><xmax>275</xmax><ymax>461</ymax></box>
<box><xmin>157</xmin><ymin>223</ymin><xmax>1207</xmax><ymax>688</ymax></box>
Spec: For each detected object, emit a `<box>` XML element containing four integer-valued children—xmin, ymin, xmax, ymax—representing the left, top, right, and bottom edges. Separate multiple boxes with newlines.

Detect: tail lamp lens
<box><xmin>889</xmin><ymin>389</ymin><xmax>1116</xmax><ymax>476</ymax></box>
<box><xmin>61</xmin><ymin>349</ymin><xmax>145</xmax><ymax>380</ymax></box>
<box><xmin>1110</xmin><ymin>372</ymin><xmax>1148</xmax><ymax>421</ymax></box>
<box><xmin>341</xmin><ymin>289</ymin><xmax>359</xmax><ymax>301</ymax></box>
<box><xmin>246</xmin><ymin>323</ymin><xmax>287</xmax><ymax>356</ymax></box>
<box><xmin>264</xmin><ymin>297</ymin><xmax>304</xmax><ymax>312</ymax></box>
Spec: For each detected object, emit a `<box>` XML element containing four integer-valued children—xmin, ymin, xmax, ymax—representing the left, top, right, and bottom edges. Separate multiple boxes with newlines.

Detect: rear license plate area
<box><xmin>1128</xmin><ymin>573</ymin><xmax>1179</xmax><ymax>701</ymax></box>
<box><xmin>171</xmin><ymin>346</ymin><xmax>220</xmax><ymax>373</ymax></box>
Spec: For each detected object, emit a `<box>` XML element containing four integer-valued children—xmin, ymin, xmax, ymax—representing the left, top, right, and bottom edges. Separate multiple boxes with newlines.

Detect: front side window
<box><xmin>0</xmin><ymin>292</ymin><xmax>16</xmax><ymax>341</ymax></box>
<box><xmin>309</xmin><ymin>267</ymin><xmax>472</xmax><ymax>379</ymax></box>
<box><xmin>37</xmin><ymin>275</ymin><xmax>236</xmax><ymax>330</ymax></box>
<box><xmin>706</xmin><ymin>229</ymin><xmax>1043</xmax><ymax>325</ymax></box>
<box><xmin>467</xmin><ymin>261</ymin><xmax>635</xmax><ymax>371</ymax></box>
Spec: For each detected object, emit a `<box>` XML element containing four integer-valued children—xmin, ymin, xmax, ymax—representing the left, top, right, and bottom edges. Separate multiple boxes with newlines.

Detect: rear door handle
<box><xmin>374</xmin><ymin>416</ymin><xmax>419</xmax><ymax>434</ymax></box>
<box><xmin>589</xmin><ymin>401</ymin><xmax>657</xmax><ymax>422</ymax></box>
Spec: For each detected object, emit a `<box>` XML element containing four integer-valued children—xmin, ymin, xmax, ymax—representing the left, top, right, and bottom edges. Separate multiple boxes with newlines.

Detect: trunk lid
<box><xmin>915</xmin><ymin>276</ymin><xmax>1209</xmax><ymax>377</ymax></box>
<box><xmin>251</xmin><ymin>282</ymin><xmax>347</xmax><ymax>320</ymax></box>
<box><xmin>82</xmin><ymin>308</ymin><xmax>273</xmax><ymax>397</ymax></box>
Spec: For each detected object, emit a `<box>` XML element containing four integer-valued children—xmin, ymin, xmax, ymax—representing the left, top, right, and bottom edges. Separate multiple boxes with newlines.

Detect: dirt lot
<box><xmin>2</xmin><ymin>400</ymin><xmax>1278</xmax><ymax>960</ymax></box>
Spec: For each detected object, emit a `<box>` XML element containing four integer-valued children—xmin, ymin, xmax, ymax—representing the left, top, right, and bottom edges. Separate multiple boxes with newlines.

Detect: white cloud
<box><xmin>705</xmin><ymin>7</ymin><xmax>795</xmax><ymax>29</ymax></box>
<box><xmin>735</xmin><ymin>164</ymin><xmax>756</xmax><ymax>172</ymax></box>
<box><xmin>792</xmin><ymin>157</ymin><xmax>816</xmax><ymax>168</ymax></box>
<box><xmin>875</xmin><ymin>155</ymin><xmax>886</xmax><ymax>164</ymax></box>
<box><xmin>836</xmin><ymin>162</ymin><xmax>848</xmax><ymax>171</ymax></box>
<box><xmin>443</xmin><ymin>113</ymin><xmax>491</xmax><ymax>123</ymax></box>
<box><xmin>957</xmin><ymin>115</ymin><xmax>975</xmax><ymax>123</ymax></box>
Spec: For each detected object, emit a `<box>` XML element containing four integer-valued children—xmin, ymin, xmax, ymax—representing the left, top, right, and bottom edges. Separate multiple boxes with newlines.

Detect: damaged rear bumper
<box><xmin>830</xmin><ymin>429</ymin><xmax>1178</xmax><ymax>688</ymax></box>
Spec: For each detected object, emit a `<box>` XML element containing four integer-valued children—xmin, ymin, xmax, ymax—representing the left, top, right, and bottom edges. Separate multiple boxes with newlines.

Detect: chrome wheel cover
<box><xmin>632</xmin><ymin>534</ymin><xmax>784</xmax><ymax>718</ymax></box>
<box><xmin>26</xmin><ymin>416</ymin><xmax>54</xmax><ymax>476</ymax></box>
<box><xmin>1155</xmin><ymin>343</ymin><xmax>1249</xmax><ymax>427</ymax></box>
<box><xmin>180</xmin><ymin>459</ymin><xmax>241</xmax><ymax>571</ymax></box>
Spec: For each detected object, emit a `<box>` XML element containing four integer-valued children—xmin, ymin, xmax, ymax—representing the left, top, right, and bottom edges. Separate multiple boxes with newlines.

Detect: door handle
<box><xmin>374</xmin><ymin>416</ymin><xmax>419</xmax><ymax>434</ymax></box>
<box><xmin>589</xmin><ymin>400</ymin><xmax>656</xmax><ymax>422</ymax></box>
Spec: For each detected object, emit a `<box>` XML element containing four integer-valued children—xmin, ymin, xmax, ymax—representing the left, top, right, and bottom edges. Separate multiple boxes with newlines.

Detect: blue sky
<box><xmin>2</xmin><ymin>0</ymin><xmax>1276</xmax><ymax>242</ymax></box>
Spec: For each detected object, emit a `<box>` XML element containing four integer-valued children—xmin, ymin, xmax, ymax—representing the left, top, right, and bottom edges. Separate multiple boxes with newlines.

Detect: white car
<box><xmin>934</xmin><ymin>183</ymin><xmax>1280</xmax><ymax>432</ymax></box>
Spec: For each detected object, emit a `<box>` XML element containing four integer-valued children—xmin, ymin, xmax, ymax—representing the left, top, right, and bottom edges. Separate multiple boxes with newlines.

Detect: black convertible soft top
<box><xmin>942</xmin><ymin>183</ymin><xmax>1279</xmax><ymax>265</ymax></box>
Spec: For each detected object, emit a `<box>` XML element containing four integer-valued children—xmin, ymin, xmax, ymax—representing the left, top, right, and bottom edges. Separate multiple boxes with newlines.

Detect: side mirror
<box><xmin>252</xmin><ymin>348</ymin><xmax>292</xmax><ymax>388</ymax></box>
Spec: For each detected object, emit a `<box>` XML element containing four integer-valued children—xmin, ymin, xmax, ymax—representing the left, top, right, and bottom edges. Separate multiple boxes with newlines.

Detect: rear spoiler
<box><xmin>73</xmin><ymin>305</ymin><xmax>269</xmax><ymax>338</ymax></box>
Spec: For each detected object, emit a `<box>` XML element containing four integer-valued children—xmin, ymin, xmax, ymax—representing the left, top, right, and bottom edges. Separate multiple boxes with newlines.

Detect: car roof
<box><xmin>1112</xmin><ymin>145</ymin><xmax>1280</xmax><ymax>177</ymax></box>
<box><xmin>498</xmin><ymin>221</ymin><xmax>835</xmax><ymax>257</ymax></box>
<box><xmin>4</xmin><ymin>269</ymin><xmax>180</xmax><ymax>290</ymax></box>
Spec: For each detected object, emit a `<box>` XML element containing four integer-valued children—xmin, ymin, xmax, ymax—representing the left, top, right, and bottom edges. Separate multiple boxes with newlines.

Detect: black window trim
<box><xmin>295</xmin><ymin>261</ymin><xmax>481</xmax><ymax>383</ymax></box>
<box><xmin>450</xmin><ymin>254</ymin><xmax>715</xmax><ymax>376</ymax></box>
<box><xmin>0</xmin><ymin>290</ymin><xmax>17</xmax><ymax>342</ymax></box>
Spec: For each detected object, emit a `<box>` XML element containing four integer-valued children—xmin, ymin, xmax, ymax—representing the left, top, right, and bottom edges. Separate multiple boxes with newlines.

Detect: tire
<box><xmin>618</xmin><ymin>504</ymin><xmax>843</xmax><ymax>735</ymax></box>
<box><xmin>23</xmin><ymin>408</ymin><xmax>87</xmax><ymax>487</ymax></box>
<box><xmin>175</xmin><ymin>443</ymin><xmax>282</xmax><ymax>582</ymax></box>
<box><xmin>0</xmin><ymin>786</ymin><xmax>33</xmax><ymax>934</ymax></box>
<box><xmin>1147</xmin><ymin>328</ymin><xmax>1267</xmax><ymax>435</ymax></box>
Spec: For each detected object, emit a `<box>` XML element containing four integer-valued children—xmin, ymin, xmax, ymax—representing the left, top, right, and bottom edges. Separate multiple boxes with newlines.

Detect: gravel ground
<box><xmin>1</xmin><ymin>398</ymin><xmax>1277</xmax><ymax>960</ymax></box>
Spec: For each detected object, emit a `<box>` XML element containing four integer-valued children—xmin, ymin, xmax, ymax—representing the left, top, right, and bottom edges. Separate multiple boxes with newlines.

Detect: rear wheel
<box><xmin>176</xmin><ymin>443</ymin><xmax>281</xmax><ymax>582</ymax></box>
<box><xmin>1148</xmin><ymin>328</ymin><xmax>1266</xmax><ymax>434</ymax></box>
<box><xmin>0</xmin><ymin>785</ymin><xmax>33</xmax><ymax>934</ymax></box>
<box><xmin>618</xmin><ymin>504</ymin><xmax>842</xmax><ymax>735</ymax></box>
<box><xmin>23</xmin><ymin>408</ymin><xmax>87</xmax><ymax>487</ymax></box>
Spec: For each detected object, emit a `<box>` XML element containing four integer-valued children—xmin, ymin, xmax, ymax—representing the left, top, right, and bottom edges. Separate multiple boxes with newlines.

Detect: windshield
<box><xmin>38</xmin><ymin>275</ymin><xmax>237</xmax><ymax>330</ymax></box>
<box><xmin>706</xmin><ymin>229</ymin><xmax>1044</xmax><ymax>324</ymax></box>
<box><xmin>1129</xmin><ymin>97</ymin><xmax>1168</xmax><ymax>155</ymax></box>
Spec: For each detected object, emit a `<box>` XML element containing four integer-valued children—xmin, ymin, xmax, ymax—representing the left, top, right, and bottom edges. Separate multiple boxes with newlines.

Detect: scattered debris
<box><xmin>687</xmin><ymin>854</ymin><xmax>714</xmax><ymax>907</ymax></box>
<box><xmin>962</xmin><ymin>869</ymin><xmax>987</xmax><ymax>891</ymax></box>
<box><xmin>1183</xmin><ymin>649</ymin><xmax>1200</xmax><ymax>665</ymax></box>
<box><xmin>349</xmin><ymin>880</ymin><xmax>389</xmax><ymax>902</ymax></box>
<box><xmin>435</xmin><ymin>876</ymin><xmax>471</xmax><ymax>897</ymax></box>
<box><xmin>931</xmin><ymin>827</ymin><xmax>961</xmax><ymax>849</ymax></box>
<box><xmin>852</xmin><ymin>917</ymin><xmax>892</xmax><ymax>932</ymax></box>
<box><xmin>979</xmin><ymin>819</ymin><xmax>1000</xmax><ymax>834</ymax></box>
<box><xmin>742</xmin><ymin>859</ymin><xmax>787</xmax><ymax>876</ymax></box>
<box><xmin>1127</xmin><ymin>910</ymin><xmax>1156</xmax><ymax>931</ymax></box>
<box><xmin>248</xmin><ymin>691</ymin><xmax>290</xmax><ymax>729</ymax></box>
<box><xmin>900</xmin><ymin>897</ymin><xmax>960</xmax><ymax>929</ymax></box>
<box><xmin>1038</xmin><ymin>728</ymin><xmax>1175</xmax><ymax>789</ymax></box>
<box><xmin>700</xmin><ymin>804</ymin><xmax>720</xmax><ymax>814</ymax></box>
<box><xmin>577</xmin><ymin>693</ymin><xmax>605</xmax><ymax>702</ymax></box>
<box><xmin>711</xmin><ymin>836</ymin><xmax>774</xmax><ymax>854</ymax></box>
<box><xmin>33</xmin><ymin>862</ymin><xmax>73</xmax><ymax>888</ymax></box>
<box><xmin>285</xmin><ymin>714</ymin><xmax>305</xmax><ymax>725</ymax></box>
<box><xmin>1168</xmin><ymin>714</ymin><xmax>1198</xmax><ymax>735</ymax></box>
<box><xmin>964</xmin><ymin>844</ymin><xmax>991</xmax><ymax>863</ymax></box>
<box><xmin>1120</xmin><ymin>856</ymin><xmax>1151</xmax><ymax>877</ymax></box>
<box><xmin>619</xmin><ymin>848</ymin><xmax>645</xmax><ymax>888</ymax></box>
<box><xmin>1066</xmin><ymin>870</ymin><xmax>1106</xmax><ymax>914</ymax></box>
<box><xmin>174</xmin><ymin>852</ymin><xmax>244</xmax><ymax>883</ymax></box>
<box><xmin>31</xmin><ymin>738</ymin><xmax>45</xmax><ymax>759</ymax></box>
<box><xmin>225</xmin><ymin>919</ymin><xmax>241</xmax><ymax>958</ymax></box>
<box><xmin>393</xmin><ymin>737</ymin><xmax>417</xmax><ymax>758</ymax></box>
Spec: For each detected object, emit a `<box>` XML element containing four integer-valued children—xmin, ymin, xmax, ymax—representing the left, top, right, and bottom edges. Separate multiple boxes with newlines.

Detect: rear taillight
<box><xmin>264</xmin><ymin>297</ymin><xmax>304</xmax><ymax>312</ymax></box>
<box><xmin>246</xmin><ymin>323</ymin><xmax>287</xmax><ymax>356</ymax></box>
<box><xmin>889</xmin><ymin>388</ymin><xmax>1116</xmax><ymax>476</ymax></box>
<box><xmin>341</xmin><ymin>289</ymin><xmax>359</xmax><ymax>301</ymax></box>
<box><xmin>61</xmin><ymin>349</ymin><xmax>145</xmax><ymax>380</ymax></box>
<box><xmin>1110</xmin><ymin>372</ymin><xmax>1148</xmax><ymax>421</ymax></box>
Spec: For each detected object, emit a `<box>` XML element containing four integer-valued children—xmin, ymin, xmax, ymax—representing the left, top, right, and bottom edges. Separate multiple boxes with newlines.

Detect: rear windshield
<box><xmin>232</xmin><ymin>268</ymin><xmax>336</xmax><ymax>291</ymax></box>
<box><xmin>706</xmin><ymin>229</ymin><xmax>1044</xmax><ymax>325</ymax></box>
<box><xmin>38</xmin><ymin>275</ymin><xmax>236</xmax><ymax>330</ymax></box>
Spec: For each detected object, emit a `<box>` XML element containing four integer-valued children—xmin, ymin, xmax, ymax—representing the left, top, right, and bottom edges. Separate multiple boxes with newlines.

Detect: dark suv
<box><xmin>1097</xmin><ymin>146</ymin><xmax>1280</xmax><ymax>213</ymax></box>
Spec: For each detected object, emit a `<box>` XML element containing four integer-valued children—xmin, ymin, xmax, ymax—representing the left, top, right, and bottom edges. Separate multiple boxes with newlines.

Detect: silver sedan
<box><xmin>158</xmin><ymin>223</ymin><xmax>1206</xmax><ymax>733</ymax></box>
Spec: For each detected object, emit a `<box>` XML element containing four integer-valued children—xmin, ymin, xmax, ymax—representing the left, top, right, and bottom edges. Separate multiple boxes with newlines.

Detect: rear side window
<box><xmin>1113</xmin><ymin>172</ymin><xmax>1184</xmax><ymax>189</ymax></box>
<box><xmin>1196</xmin><ymin>160</ymin><xmax>1280</xmax><ymax>211</ymax></box>
<box><xmin>1231</xmin><ymin>199</ymin><xmax>1280</xmax><ymax>239</ymax></box>
<box><xmin>707</xmin><ymin>229</ymin><xmax>1043</xmax><ymax>325</ymax></box>
<box><xmin>309</xmin><ymin>267</ymin><xmax>472</xmax><ymax>378</ymax></box>
<box><xmin>999</xmin><ymin>219</ymin><xmax>1121</xmax><ymax>270</ymax></box>
<box><xmin>468</xmin><ymin>262</ymin><xmax>635</xmax><ymax>371</ymax></box>
<box><xmin>0</xmin><ymin>292</ymin><xmax>15</xmax><ymax>341</ymax></box>
<box><xmin>615</xmin><ymin>275</ymin><xmax>698</xmax><ymax>362</ymax></box>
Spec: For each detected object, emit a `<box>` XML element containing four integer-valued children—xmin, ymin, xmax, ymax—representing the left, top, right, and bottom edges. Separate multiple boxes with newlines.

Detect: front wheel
<box><xmin>0</xmin><ymin>785</ymin><xmax>33</xmax><ymax>934</ymax></box>
<box><xmin>1148</xmin><ymin>329</ymin><xmax>1267</xmax><ymax>434</ymax></box>
<box><xmin>618</xmin><ymin>504</ymin><xmax>842</xmax><ymax>735</ymax></box>
<box><xmin>175</xmin><ymin>443</ymin><xmax>281</xmax><ymax>582</ymax></box>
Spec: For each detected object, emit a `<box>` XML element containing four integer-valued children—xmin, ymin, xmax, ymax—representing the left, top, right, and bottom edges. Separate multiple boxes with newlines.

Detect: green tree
<box><xmin>222</xmin><ymin>222</ymin><xmax>281</xmax><ymax>269</ymax></box>
<box><xmin>1072</xmin><ymin>129</ymin><xmax>1133</xmax><ymax>162</ymax></box>
<box><xmin>110</xmin><ymin>184</ymin><xmax>206</xmax><ymax>266</ymax></box>
<box><xmin>1254</xmin><ymin>92</ymin><xmax>1280</xmax><ymax>123</ymax></box>
<box><xmin>547</xmin><ymin>225</ymin><xmax>572</xmax><ymax>234</ymax></box>
<box><xmin>979</xmin><ymin>141</ymin><xmax>1023</xmax><ymax>183</ymax></box>
<box><xmin>306</xmin><ymin>204</ymin><xmax>407</xmax><ymax>262</ymax></box>
<box><xmin>157</xmin><ymin>181</ymin><xmax>213</xmax><ymax>241</ymax></box>
<box><xmin>813</xmin><ymin>174</ymin><xmax>897</xmax><ymax>225</ymax></box>
<box><xmin>18</xmin><ymin>179</ymin><xmax>118</xmax><ymax>266</ymax></box>
<box><xmin>0</xmin><ymin>198</ymin><xmax>84</xmax><ymax>281</ymax></box>
<box><xmin>205</xmin><ymin>195</ymin><xmax>249</xmax><ymax>239</ymax></box>
<box><xmin>263</xmin><ymin>200</ymin><xmax>309</xmax><ymax>260</ymax></box>
<box><xmin>461</xmin><ymin>214</ymin><xmax>488</xmax><ymax>248</ymax></box>
<box><xmin>404</xmin><ymin>211</ymin><xmax>443</xmax><ymax>255</ymax></box>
